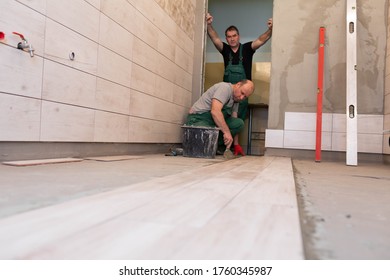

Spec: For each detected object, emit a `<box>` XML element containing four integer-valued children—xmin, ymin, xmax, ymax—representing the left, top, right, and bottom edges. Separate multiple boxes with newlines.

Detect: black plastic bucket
<box><xmin>182</xmin><ymin>125</ymin><xmax>220</xmax><ymax>158</ymax></box>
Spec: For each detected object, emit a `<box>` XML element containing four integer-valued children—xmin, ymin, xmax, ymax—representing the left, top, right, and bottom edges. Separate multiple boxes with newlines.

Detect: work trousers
<box><xmin>185</xmin><ymin>109</ymin><xmax>244</xmax><ymax>146</ymax></box>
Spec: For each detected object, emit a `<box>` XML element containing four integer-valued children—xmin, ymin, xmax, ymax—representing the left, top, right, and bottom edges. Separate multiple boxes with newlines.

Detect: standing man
<box><xmin>206</xmin><ymin>12</ymin><xmax>273</xmax><ymax>155</ymax></box>
<box><xmin>185</xmin><ymin>80</ymin><xmax>255</xmax><ymax>150</ymax></box>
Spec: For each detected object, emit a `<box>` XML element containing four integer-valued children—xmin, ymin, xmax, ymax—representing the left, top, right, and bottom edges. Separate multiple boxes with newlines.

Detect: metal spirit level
<box><xmin>346</xmin><ymin>0</ymin><xmax>358</xmax><ymax>166</ymax></box>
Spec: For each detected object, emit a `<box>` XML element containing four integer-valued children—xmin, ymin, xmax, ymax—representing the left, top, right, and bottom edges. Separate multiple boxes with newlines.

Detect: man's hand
<box><xmin>223</xmin><ymin>132</ymin><xmax>233</xmax><ymax>147</ymax></box>
<box><xmin>267</xmin><ymin>18</ymin><xmax>273</xmax><ymax>30</ymax></box>
<box><xmin>206</xmin><ymin>13</ymin><xmax>213</xmax><ymax>25</ymax></box>
<box><xmin>234</xmin><ymin>144</ymin><xmax>245</xmax><ymax>156</ymax></box>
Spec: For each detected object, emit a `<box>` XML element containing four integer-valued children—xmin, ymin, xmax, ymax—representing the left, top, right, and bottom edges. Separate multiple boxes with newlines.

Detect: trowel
<box><xmin>223</xmin><ymin>142</ymin><xmax>234</xmax><ymax>159</ymax></box>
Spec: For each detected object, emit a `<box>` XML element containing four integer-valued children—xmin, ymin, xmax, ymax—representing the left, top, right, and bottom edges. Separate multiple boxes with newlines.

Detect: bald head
<box><xmin>232</xmin><ymin>79</ymin><xmax>255</xmax><ymax>102</ymax></box>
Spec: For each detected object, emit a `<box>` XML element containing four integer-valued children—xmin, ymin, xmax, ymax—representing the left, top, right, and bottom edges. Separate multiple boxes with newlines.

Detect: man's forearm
<box><xmin>211</xmin><ymin>110</ymin><xmax>230</xmax><ymax>135</ymax></box>
<box><xmin>207</xmin><ymin>24</ymin><xmax>223</xmax><ymax>51</ymax></box>
<box><xmin>259</xmin><ymin>28</ymin><xmax>272</xmax><ymax>43</ymax></box>
<box><xmin>252</xmin><ymin>28</ymin><xmax>272</xmax><ymax>50</ymax></box>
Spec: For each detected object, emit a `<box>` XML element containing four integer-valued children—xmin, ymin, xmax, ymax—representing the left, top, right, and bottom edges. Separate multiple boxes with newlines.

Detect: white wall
<box><xmin>0</xmin><ymin>0</ymin><xmax>196</xmax><ymax>144</ymax></box>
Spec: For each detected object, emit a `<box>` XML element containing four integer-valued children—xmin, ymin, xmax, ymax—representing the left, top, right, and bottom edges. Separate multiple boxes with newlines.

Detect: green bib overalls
<box><xmin>223</xmin><ymin>45</ymin><xmax>248</xmax><ymax>120</ymax></box>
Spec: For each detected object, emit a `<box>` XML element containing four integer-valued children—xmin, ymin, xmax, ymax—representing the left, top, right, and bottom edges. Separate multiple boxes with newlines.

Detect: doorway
<box><xmin>204</xmin><ymin>0</ymin><xmax>273</xmax><ymax>155</ymax></box>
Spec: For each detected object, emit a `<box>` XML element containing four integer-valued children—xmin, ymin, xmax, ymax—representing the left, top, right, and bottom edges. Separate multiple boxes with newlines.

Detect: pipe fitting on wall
<box><xmin>12</xmin><ymin>32</ymin><xmax>34</xmax><ymax>57</ymax></box>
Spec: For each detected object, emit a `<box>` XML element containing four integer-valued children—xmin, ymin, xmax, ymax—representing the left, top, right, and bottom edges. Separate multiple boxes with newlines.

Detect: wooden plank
<box><xmin>346</xmin><ymin>0</ymin><xmax>358</xmax><ymax>166</ymax></box>
<box><xmin>83</xmin><ymin>155</ymin><xmax>144</xmax><ymax>161</ymax></box>
<box><xmin>2</xmin><ymin>158</ymin><xmax>83</xmax><ymax>167</ymax></box>
<box><xmin>0</xmin><ymin>157</ymin><xmax>256</xmax><ymax>258</ymax></box>
<box><xmin>172</xmin><ymin>157</ymin><xmax>304</xmax><ymax>259</ymax></box>
<box><xmin>0</xmin><ymin>156</ymin><xmax>303</xmax><ymax>259</ymax></box>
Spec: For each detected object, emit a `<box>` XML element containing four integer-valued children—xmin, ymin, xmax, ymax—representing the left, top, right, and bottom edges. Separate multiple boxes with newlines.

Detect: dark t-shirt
<box><xmin>220</xmin><ymin>42</ymin><xmax>255</xmax><ymax>80</ymax></box>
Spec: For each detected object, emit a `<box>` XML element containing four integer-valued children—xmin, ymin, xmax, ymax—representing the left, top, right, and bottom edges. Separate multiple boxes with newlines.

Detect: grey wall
<box><xmin>269</xmin><ymin>0</ymin><xmax>387</xmax><ymax>129</ymax></box>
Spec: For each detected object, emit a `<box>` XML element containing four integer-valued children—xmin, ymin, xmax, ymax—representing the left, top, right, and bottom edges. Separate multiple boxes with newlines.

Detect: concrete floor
<box><xmin>0</xmin><ymin>154</ymin><xmax>389</xmax><ymax>259</ymax></box>
<box><xmin>293</xmin><ymin>159</ymin><xmax>390</xmax><ymax>259</ymax></box>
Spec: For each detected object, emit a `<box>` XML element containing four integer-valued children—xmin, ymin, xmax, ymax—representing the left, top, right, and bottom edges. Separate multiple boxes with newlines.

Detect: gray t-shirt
<box><xmin>190</xmin><ymin>82</ymin><xmax>239</xmax><ymax>114</ymax></box>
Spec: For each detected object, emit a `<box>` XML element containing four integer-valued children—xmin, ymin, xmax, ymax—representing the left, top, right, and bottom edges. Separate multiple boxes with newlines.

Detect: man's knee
<box><xmin>229</xmin><ymin>118</ymin><xmax>245</xmax><ymax>131</ymax></box>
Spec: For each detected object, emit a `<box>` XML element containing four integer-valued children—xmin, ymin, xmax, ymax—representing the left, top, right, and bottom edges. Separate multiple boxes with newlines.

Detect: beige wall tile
<box><xmin>174</xmin><ymin>25</ymin><xmax>194</xmax><ymax>55</ymax></box>
<box><xmin>155</xmin><ymin>76</ymin><xmax>175</xmax><ymax>102</ymax></box>
<box><xmin>132</xmin><ymin>38</ymin><xmax>159</xmax><ymax>73</ymax></box>
<box><xmin>97</xmin><ymin>46</ymin><xmax>132</xmax><ymax>87</ymax></box>
<box><xmin>99</xmin><ymin>14</ymin><xmax>133</xmax><ymax>60</ymax></box>
<box><xmin>135</xmin><ymin>0</ymin><xmax>181</xmax><ymax>51</ymax></box>
<box><xmin>173</xmin><ymin>64</ymin><xmax>192</xmax><ymax>91</ymax></box>
<box><xmin>40</xmin><ymin>101</ymin><xmax>95</xmax><ymax>142</ymax></box>
<box><xmin>131</xmin><ymin>64</ymin><xmax>156</xmax><ymax>96</ymax></box>
<box><xmin>42</xmin><ymin>60</ymin><xmax>97</xmax><ymax>107</ymax></box>
<box><xmin>129</xmin><ymin>117</ymin><xmax>181</xmax><ymax>143</ymax></box>
<box><xmin>101</xmin><ymin>0</ymin><xmax>137</xmax><ymax>35</ymax></box>
<box><xmin>95</xmin><ymin>78</ymin><xmax>131</xmax><ymax>115</ymax></box>
<box><xmin>158</xmin><ymin>32</ymin><xmax>176</xmax><ymax>61</ymax></box>
<box><xmin>44</xmin><ymin>19</ymin><xmax>98</xmax><ymax>75</ymax></box>
<box><xmin>157</xmin><ymin>13</ymin><xmax>178</xmax><ymax>44</ymax></box>
<box><xmin>156</xmin><ymin>55</ymin><xmax>176</xmax><ymax>83</ymax></box>
<box><xmin>167</xmin><ymin>102</ymin><xmax>187</xmax><ymax>124</ymax></box>
<box><xmin>130</xmin><ymin>90</ymin><xmax>165</xmax><ymax>121</ymax></box>
<box><xmin>175</xmin><ymin>45</ymin><xmax>192</xmax><ymax>74</ymax></box>
<box><xmin>130</xmin><ymin>89</ymin><xmax>184</xmax><ymax>124</ymax></box>
<box><xmin>172</xmin><ymin>84</ymin><xmax>192</xmax><ymax>108</ymax></box>
<box><xmin>94</xmin><ymin>111</ymin><xmax>129</xmax><ymax>142</ymax></box>
<box><xmin>136</xmin><ymin>14</ymin><xmax>159</xmax><ymax>48</ymax></box>
<box><xmin>128</xmin><ymin>0</ymin><xmax>162</xmax><ymax>28</ymax></box>
<box><xmin>85</xmin><ymin>0</ymin><xmax>100</xmax><ymax>9</ymax></box>
<box><xmin>0</xmin><ymin>95</ymin><xmax>41</xmax><ymax>141</ymax></box>
<box><xmin>16</xmin><ymin>0</ymin><xmax>47</xmax><ymax>13</ymax></box>
<box><xmin>0</xmin><ymin>44</ymin><xmax>43</xmax><ymax>99</ymax></box>
<box><xmin>46</xmin><ymin>0</ymin><xmax>100</xmax><ymax>41</ymax></box>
